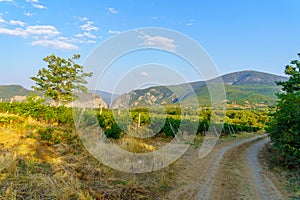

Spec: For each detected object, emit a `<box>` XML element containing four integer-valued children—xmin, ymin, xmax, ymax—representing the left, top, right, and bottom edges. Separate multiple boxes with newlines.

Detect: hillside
<box><xmin>0</xmin><ymin>85</ymin><xmax>107</xmax><ymax>108</ymax></box>
<box><xmin>90</xmin><ymin>90</ymin><xmax>120</xmax><ymax>106</ymax></box>
<box><xmin>0</xmin><ymin>71</ymin><xmax>288</xmax><ymax>107</ymax></box>
<box><xmin>0</xmin><ymin>85</ymin><xmax>32</xmax><ymax>101</ymax></box>
<box><xmin>112</xmin><ymin>70</ymin><xmax>288</xmax><ymax>108</ymax></box>
<box><xmin>220</xmin><ymin>70</ymin><xmax>287</xmax><ymax>86</ymax></box>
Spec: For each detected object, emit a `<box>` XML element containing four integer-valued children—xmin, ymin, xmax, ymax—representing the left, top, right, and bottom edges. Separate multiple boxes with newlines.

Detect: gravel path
<box><xmin>165</xmin><ymin>135</ymin><xmax>287</xmax><ymax>200</ymax></box>
<box><xmin>247</xmin><ymin>138</ymin><xmax>284</xmax><ymax>200</ymax></box>
<box><xmin>196</xmin><ymin>136</ymin><xmax>262</xmax><ymax>199</ymax></box>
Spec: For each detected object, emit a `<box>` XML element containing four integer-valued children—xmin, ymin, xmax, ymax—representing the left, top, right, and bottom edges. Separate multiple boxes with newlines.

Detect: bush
<box><xmin>267</xmin><ymin>54</ymin><xmax>300</xmax><ymax>169</ymax></box>
<box><xmin>0</xmin><ymin>99</ymin><xmax>74</xmax><ymax>126</ymax></box>
<box><xmin>104</xmin><ymin>123</ymin><xmax>122</xmax><ymax>139</ymax></box>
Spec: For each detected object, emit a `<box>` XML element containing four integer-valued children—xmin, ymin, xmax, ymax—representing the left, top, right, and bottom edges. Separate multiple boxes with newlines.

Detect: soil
<box><xmin>165</xmin><ymin>135</ymin><xmax>289</xmax><ymax>200</ymax></box>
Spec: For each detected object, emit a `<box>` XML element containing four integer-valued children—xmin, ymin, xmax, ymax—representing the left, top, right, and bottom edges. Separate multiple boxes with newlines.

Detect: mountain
<box><xmin>0</xmin><ymin>85</ymin><xmax>107</xmax><ymax>108</ymax></box>
<box><xmin>0</xmin><ymin>85</ymin><xmax>32</xmax><ymax>101</ymax></box>
<box><xmin>220</xmin><ymin>70</ymin><xmax>287</xmax><ymax>86</ymax></box>
<box><xmin>90</xmin><ymin>90</ymin><xmax>120</xmax><ymax>106</ymax></box>
<box><xmin>64</xmin><ymin>92</ymin><xmax>107</xmax><ymax>108</ymax></box>
<box><xmin>0</xmin><ymin>71</ymin><xmax>288</xmax><ymax>108</ymax></box>
<box><xmin>112</xmin><ymin>70</ymin><xmax>288</xmax><ymax>108</ymax></box>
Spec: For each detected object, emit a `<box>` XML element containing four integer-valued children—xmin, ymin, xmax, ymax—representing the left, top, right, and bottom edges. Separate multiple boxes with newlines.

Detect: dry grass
<box><xmin>259</xmin><ymin>143</ymin><xmax>300</xmax><ymax>199</ymax></box>
<box><xmin>117</xmin><ymin>136</ymin><xmax>156</xmax><ymax>153</ymax></box>
<box><xmin>0</xmin><ymin>114</ymin><xmax>176</xmax><ymax>199</ymax></box>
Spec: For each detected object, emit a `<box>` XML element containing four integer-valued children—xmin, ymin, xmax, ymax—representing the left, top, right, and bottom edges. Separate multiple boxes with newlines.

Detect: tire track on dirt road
<box><xmin>166</xmin><ymin>134</ymin><xmax>287</xmax><ymax>200</ymax></box>
<box><xmin>165</xmin><ymin>135</ymin><xmax>265</xmax><ymax>200</ymax></box>
<box><xmin>196</xmin><ymin>135</ymin><xmax>267</xmax><ymax>200</ymax></box>
<box><xmin>247</xmin><ymin>138</ymin><xmax>285</xmax><ymax>200</ymax></box>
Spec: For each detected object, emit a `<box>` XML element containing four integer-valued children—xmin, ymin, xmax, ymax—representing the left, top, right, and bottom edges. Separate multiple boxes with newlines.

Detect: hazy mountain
<box><xmin>65</xmin><ymin>92</ymin><xmax>107</xmax><ymax>108</ymax></box>
<box><xmin>0</xmin><ymin>71</ymin><xmax>288</xmax><ymax>107</ymax></box>
<box><xmin>0</xmin><ymin>85</ymin><xmax>32</xmax><ymax>101</ymax></box>
<box><xmin>112</xmin><ymin>70</ymin><xmax>288</xmax><ymax>108</ymax></box>
<box><xmin>90</xmin><ymin>90</ymin><xmax>120</xmax><ymax>106</ymax></box>
<box><xmin>220</xmin><ymin>70</ymin><xmax>287</xmax><ymax>86</ymax></box>
<box><xmin>0</xmin><ymin>85</ymin><xmax>107</xmax><ymax>108</ymax></box>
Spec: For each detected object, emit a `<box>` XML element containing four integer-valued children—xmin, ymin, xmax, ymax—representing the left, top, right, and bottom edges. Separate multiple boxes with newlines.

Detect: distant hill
<box><xmin>65</xmin><ymin>92</ymin><xmax>107</xmax><ymax>108</ymax></box>
<box><xmin>0</xmin><ymin>85</ymin><xmax>107</xmax><ymax>108</ymax></box>
<box><xmin>0</xmin><ymin>85</ymin><xmax>33</xmax><ymax>101</ymax></box>
<box><xmin>112</xmin><ymin>70</ymin><xmax>288</xmax><ymax>108</ymax></box>
<box><xmin>90</xmin><ymin>90</ymin><xmax>120</xmax><ymax>106</ymax></box>
<box><xmin>0</xmin><ymin>71</ymin><xmax>288</xmax><ymax>107</ymax></box>
<box><xmin>220</xmin><ymin>70</ymin><xmax>287</xmax><ymax>86</ymax></box>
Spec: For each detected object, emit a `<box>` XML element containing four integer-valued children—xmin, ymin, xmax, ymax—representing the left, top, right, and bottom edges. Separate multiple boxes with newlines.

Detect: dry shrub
<box><xmin>117</xmin><ymin>136</ymin><xmax>156</xmax><ymax>153</ymax></box>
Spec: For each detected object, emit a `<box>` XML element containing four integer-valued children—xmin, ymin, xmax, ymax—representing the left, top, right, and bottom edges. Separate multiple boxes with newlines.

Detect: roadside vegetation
<box><xmin>266</xmin><ymin>53</ymin><xmax>300</xmax><ymax>198</ymax></box>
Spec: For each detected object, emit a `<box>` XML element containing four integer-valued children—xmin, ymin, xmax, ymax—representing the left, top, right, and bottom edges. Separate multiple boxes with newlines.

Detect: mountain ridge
<box><xmin>0</xmin><ymin>70</ymin><xmax>288</xmax><ymax>107</ymax></box>
<box><xmin>111</xmin><ymin>70</ymin><xmax>288</xmax><ymax>108</ymax></box>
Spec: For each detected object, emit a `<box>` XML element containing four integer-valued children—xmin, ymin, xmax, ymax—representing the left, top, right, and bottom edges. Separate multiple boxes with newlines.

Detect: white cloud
<box><xmin>25</xmin><ymin>0</ymin><xmax>47</xmax><ymax>9</ymax></box>
<box><xmin>185</xmin><ymin>19</ymin><xmax>195</xmax><ymax>26</ymax></box>
<box><xmin>107</xmin><ymin>7</ymin><xmax>118</xmax><ymax>14</ymax></box>
<box><xmin>80</xmin><ymin>21</ymin><xmax>98</xmax><ymax>31</ymax></box>
<box><xmin>26</xmin><ymin>25</ymin><xmax>59</xmax><ymax>36</ymax></box>
<box><xmin>0</xmin><ymin>25</ymin><xmax>59</xmax><ymax>37</ymax></box>
<box><xmin>138</xmin><ymin>72</ymin><xmax>149</xmax><ymax>78</ymax></box>
<box><xmin>57</xmin><ymin>36</ymin><xmax>78</xmax><ymax>43</ymax></box>
<box><xmin>32</xmin><ymin>3</ymin><xmax>47</xmax><ymax>9</ymax></box>
<box><xmin>107</xmin><ymin>30</ymin><xmax>120</xmax><ymax>35</ymax></box>
<box><xmin>78</xmin><ymin>16</ymin><xmax>89</xmax><ymax>21</ymax></box>
<box><xmin>0</xmin><ymin>18</ymin><xmax>5</xmax><ymax>24</ymax></box>
<box><xmin>31</xmin><ymin>39</ymin><xmax>78</xmax><ymax>50</ymax></box>
<box><xmin>0</xmin><ymin>27</ymin><xmax>26</xmax><ymax>36</ymax></box>
<box><xmin>9</xmin><ymin>20</ymin><xmax>26</xmax><ymax>27</ymax></box>
<box><xmin>0</xmin><ymin>0</ymin><xmax>13</xmax><ymax>2</ymax></box>
<box><xmin>58</xmin><ymin>35</ymin><xmax>98</xmax><ymax>45</ymax></box>
<box><xmin>85</xmin><ymin>40</ymin><xmax>96</xmax><ymax>44</ymax></box>
<box><xmin>139</xmin><ymin>33</ymin><xmax>176</xmax><ymax>52</ymax></box>
<box><xmin>24</xmin><ymin>11</ymin><xmax>33</xmax><ymax>17</ymax></box>
<box><xmin>75</xmin><ymin>32</ymin><xmax>96</xmax><ymax>39</ymax></box>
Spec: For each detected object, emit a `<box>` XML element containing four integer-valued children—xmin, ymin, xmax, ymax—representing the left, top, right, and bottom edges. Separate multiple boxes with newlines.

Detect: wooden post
<box><xmin>213</xmin><ymin>125</ymin><xmax>219</xmax><ymax>137</ymax></box>
<box><xmin>230</xmin><ymin>124</ymin><xmax>236</xmax><ymax>137</ymax></box>
<box><xmin>99</xmin><ymin>107</ymin><xmax>103</xmax><ymax>115</ymax></box>
<box><xmin>228</xmin><ymin>124</ymin><xmax>232</xmax><ymax>138</ymax></box>
<box><xmin>10</xmin><ymin>98</ymin><xmax>13</xmax><ymax>104</ymax></box>
<box><xmin>138</xmin><ymin>113</ymin><xmax>141</xmax><ymax>128</ymax></box>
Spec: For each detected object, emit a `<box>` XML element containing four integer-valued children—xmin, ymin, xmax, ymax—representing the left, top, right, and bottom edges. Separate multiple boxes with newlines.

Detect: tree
<box><xmin>268</xmin><ymin>53</ymin><xmax>300</xmax><ymax>169</ymax></box>
<box><xmin>31</xmin><ymin>54</ymin><xmax>93</xmax><ymax>107</ymax></box>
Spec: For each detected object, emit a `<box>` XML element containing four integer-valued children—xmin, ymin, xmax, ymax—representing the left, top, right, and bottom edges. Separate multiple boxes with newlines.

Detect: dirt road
<box><xmin>165</xmin><ymin>135</ymin><xmax>288</xmax><ymax>200</ymax></box>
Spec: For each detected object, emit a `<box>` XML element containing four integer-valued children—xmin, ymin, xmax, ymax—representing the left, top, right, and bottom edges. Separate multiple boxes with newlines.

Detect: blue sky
<box><xmin>0</xmin><ymin>0</ymin><xmax>300</xmax><ymax>92</ymax></box>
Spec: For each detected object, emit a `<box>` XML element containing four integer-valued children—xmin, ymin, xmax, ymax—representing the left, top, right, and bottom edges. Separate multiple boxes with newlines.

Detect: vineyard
<box><xmin>0</xmin><ymin>97</ymin><xmax>269</xmax><ymax>142</ymax></box>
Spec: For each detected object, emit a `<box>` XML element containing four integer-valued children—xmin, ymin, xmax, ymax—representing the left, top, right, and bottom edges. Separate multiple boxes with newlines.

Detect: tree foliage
<box><xmin>31</xmin><ymin>54</ymin><xmax>93</xmax><ymax>107</ymax></box>
<box><xmin>268</xmin><ymin>53</ymin><xmax>300</xmax><ymax>169</ymax></box>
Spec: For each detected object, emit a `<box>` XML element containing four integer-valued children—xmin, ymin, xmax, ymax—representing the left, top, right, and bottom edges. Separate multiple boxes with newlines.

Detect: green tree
<box><xmin>268</xmin><ymin>53</ymin><xmax>300</xmax><ymax>168</ymax></box>
<box><xmin>31</xmin><ymin>54</ymin><xmax>93</xmax><ymax>107</ymax></box>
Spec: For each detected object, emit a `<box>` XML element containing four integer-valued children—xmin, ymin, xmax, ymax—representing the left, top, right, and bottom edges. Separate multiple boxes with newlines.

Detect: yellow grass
<box><xmin>0</xmin><ymin>114</ymin><xmax>176</xmax><ymax>199</ymax></box>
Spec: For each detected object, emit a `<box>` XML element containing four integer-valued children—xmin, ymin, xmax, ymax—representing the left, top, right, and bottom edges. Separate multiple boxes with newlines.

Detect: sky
<box><xmin>0</xmin><ymin>0</ymin><xmax>300</xmax><ymax>93</ymax></box>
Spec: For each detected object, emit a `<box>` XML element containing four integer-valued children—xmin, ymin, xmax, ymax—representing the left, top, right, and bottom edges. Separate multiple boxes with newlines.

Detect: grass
<box><xmin>216</xmin><ymin>131</ymin><xmax>263</xmax><ymax>145</ymax></box>
<box><xmin>285</xmin><ymin>170</ymin><xmax>300</xmax><ymax>199</ymax></box>
<box><xmin>0</xmin><ymin>113</ymin><xmax>176</xmax><ymax>199</ymax></box>
<box><xmin>117</xmin><ymin>135</ymin><xmax>156</xmax><ymax>153</ymax></box>
<box><xmin>260</xmin><ymin>143</ymin><xmax>300</xmax><ymax>199</ymax></box>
